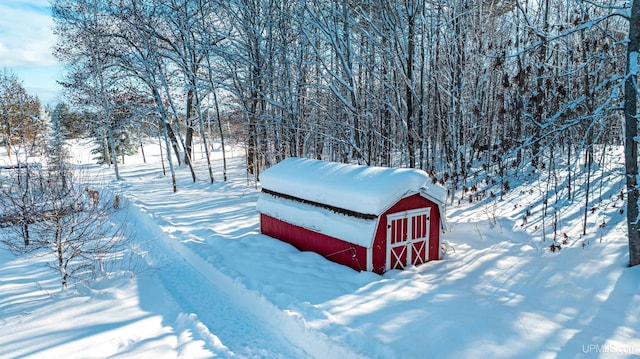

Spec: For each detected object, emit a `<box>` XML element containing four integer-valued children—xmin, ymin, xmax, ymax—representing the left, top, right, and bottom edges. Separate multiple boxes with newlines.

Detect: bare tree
<box><xmin>0</xmin><ymin>157</ymin><xmax>129</xmax><ymax>290</ymax></box>
<box><xmin>53</xmin><ymin>0</ymin><xmax>123</xmax><ymax>180</ymax></box>
<box><xmin>0</xmin><ymin>70</ymin><xmax>46</xmax><ymax>159</ymax></box>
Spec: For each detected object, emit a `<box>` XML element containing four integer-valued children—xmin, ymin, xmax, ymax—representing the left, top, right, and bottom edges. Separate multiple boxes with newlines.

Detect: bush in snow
<box><xmin>0</xmin><ymin>161</ymin><xmax>130</xmax><ymax>290</ymax></box>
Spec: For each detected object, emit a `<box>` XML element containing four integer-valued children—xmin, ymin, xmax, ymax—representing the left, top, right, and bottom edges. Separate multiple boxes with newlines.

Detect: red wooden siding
<box><xmin>260</xmin><ymin>214</ymin><xmax>368</xmax><ymax>272</ymax></box>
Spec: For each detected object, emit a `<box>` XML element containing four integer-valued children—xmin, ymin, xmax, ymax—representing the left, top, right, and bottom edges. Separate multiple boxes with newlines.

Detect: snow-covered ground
<box><xmin>1</xmin><ymin>141</ymin><xmax>639</xmax><ymax>358</ymax></box>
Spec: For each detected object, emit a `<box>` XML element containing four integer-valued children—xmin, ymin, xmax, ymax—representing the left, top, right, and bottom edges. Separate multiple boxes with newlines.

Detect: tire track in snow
<box><xmin>130</xmin><ymin>200</ymin><xmax>311</xmax><ymax>359</ymax></box>
<box><xmin>127</xmin><ymin>192</ymin><xmax>371</xmax><ymax>359</ymax></box>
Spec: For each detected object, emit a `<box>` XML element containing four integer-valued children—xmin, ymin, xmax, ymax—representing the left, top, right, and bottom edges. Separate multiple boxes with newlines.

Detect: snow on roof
<box><xmin>259</xmin><ymin>157</ymin><xmax>445</xmax><ymax>216</ymax></box>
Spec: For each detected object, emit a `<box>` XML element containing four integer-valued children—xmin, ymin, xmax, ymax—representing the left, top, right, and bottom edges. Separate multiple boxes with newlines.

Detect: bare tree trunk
<box><xmin>194</xmin><ymin>88</ymin><xmax>215</xmax><ymax>184</ymax></box>
<box><xmin>625</xmin><ymin>0</ymin><xmax>640</xmax><ymax>267</ymax></box>
<box><xmin>139</xmin><ymin>137</ymin><xmax>146</xmax><ymax>164</ymax></box>
<box><xmin>406</xmin><ymin>10</ymin><xmax>416</xmax><ymax>168</ymax></box>
<box><xmin>106</xmin><ymin>126</ymin><xmax>120</xmax><ymax>179</ymax></box>
<box><xmin>212</xmin><ymin>90</ymin><xmax>228</xmax><ymax>181</ymax></box>
<box><xmin>583</xmin><ymin>144</ymin><xmax>593</xmax><ymax>236</ymax></box>
<box><xmin>185</xmin><ymin>87</ymin><xmax>195</xmax><ymax>166</ymax></box>
<box><xmin>152</xmin><ymin>84</ymin><xmax>178</xmax><ymax>192</ymax></box>
<box><xmin>247</xmin><ymin>104</ymin><xmax>258</xmax><ymax>175</ymax></box>
<box><xmin>165</xmin><ymin>121</ymin><xmax>181</xmax><ymax>166</ymax></box>
<box><xmin>158</xmin><ymin>124</ymin><xmax>166</xmax><ymax>176</ymax></box>
<box><xmin>56</xmin><ymin>226</ymin><xmax>67</xmax><ymax>290</ymax></box>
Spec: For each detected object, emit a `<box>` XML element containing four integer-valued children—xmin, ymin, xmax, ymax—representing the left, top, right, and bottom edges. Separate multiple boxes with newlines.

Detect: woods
<box><xmin>44</xmin><ymin>0</ymin><xmax>640</xmax><ymax>266</ymax></box>
<box><xmin>3</xmin><ymin>1</ymin><xmax>640</xmax><ymax>353</ymax></box>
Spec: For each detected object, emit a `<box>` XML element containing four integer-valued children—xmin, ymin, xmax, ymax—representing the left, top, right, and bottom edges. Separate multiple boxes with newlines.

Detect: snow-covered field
<box><xmin>1</xmin><ymin>141</ymin><xmax>639</xmax><ymax>358</ymax></box>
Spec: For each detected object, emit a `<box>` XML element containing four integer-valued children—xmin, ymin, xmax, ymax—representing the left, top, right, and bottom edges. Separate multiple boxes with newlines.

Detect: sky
<box><xmin>0</xmin><ymin>0</ymin><xmax>63</xmax><ymax>106</ymax></box>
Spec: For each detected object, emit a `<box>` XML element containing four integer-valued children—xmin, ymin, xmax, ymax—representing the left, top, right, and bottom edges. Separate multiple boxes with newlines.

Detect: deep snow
<box><xmin>0</xmin><ymin>141</ymin><xmax>639</xmax><ymax>358</ymax></box>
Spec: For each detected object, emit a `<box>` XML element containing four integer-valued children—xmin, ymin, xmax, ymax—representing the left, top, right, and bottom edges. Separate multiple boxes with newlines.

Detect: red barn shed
<box><xmin>256</xmin><ymin>158</ymin><xmax>446</xmax><ymax>274</ymax></box>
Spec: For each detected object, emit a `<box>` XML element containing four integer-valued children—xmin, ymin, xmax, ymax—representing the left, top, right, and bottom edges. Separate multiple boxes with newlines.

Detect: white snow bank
<box><xmin>259</xmin><ymin>157</ymin><xmax>445</xmax><ymax>215</ymax></box>
<box><xmin>127</xmin><ymin>200</ymin><xmax>369</xmax><ymax>359</ymax></box>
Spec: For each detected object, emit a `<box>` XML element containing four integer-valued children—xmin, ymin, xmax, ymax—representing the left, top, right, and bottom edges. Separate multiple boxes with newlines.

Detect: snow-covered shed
<box><xmin>256</xmin><ymin>158</ymin><xmax>446</xmax><ymax>274</ymax></box>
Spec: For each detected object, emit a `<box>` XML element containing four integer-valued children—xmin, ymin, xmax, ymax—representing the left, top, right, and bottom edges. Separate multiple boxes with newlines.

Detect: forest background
<box><xmin>2</xmin><ymin>0</ymin><xmax>640</xmax><ymax>265</ymax></box>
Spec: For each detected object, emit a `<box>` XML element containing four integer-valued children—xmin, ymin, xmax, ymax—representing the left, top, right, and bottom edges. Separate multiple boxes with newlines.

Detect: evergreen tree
<box><xmin>47</xmin><ymin>105</ymin><xmax>72</xmax><ymax>196</ymax></box>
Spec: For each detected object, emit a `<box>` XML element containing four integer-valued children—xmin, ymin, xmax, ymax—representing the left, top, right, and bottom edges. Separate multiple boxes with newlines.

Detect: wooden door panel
<box><xmin>387</xmin><ymin>209</ymin><xmax>431</xmax><ymax>271</ymax></box>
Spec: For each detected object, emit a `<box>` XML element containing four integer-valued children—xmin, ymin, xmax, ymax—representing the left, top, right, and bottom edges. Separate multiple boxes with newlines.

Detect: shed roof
<box><xmin>258</xmin><ymin>157</ymin><xmax>445</xmax><ymax>216</ymax></box>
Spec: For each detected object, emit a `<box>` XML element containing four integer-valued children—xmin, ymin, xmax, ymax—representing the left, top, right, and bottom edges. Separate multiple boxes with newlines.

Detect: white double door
<box><xmin>386</xmin><ymin>208</ymin><xmax>431</xmax><ymax>270</ymax></box>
